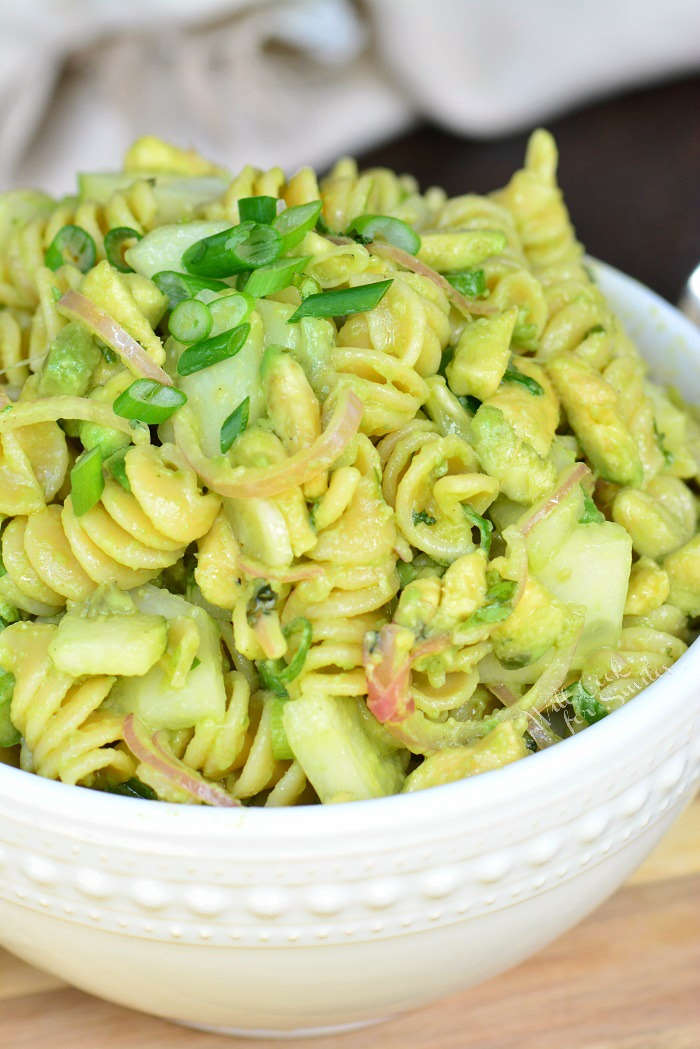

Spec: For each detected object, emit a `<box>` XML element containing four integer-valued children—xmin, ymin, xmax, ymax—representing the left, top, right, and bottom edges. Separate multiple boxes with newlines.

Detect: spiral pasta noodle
<box><xmin>0</xmin><ymin>443</ymin><xmax>219</xmax><ymax>615</ymax></box>
<box><xmin>0</xmin><ymin>130</ymin><xmax>697</xmax><ymax>806</ymax></box>
<box><xmin>0</xmin><ymin>622</ymin><xmax>134</xmax><ymax>785</ymax></box>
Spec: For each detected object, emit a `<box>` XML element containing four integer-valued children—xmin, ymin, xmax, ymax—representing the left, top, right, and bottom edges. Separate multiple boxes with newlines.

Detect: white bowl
<box><xmin>0</xmin><ymin>262</ymin><xmax>699</xmax><ymax>1039</ymax></box>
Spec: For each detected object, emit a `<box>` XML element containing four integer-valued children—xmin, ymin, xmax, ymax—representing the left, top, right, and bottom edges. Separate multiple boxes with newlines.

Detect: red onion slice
<box><xmin>123</xmin><ymin>714</ymin><xmax>240</xmax><ymax>807</ymax></box>
<box><xmin>59</xmin><ymin>290</ymin><xmax>173</xmax><ymax>386</ymax></box>
<box><xmin>368</xmin><ymin>241</ymin><xmax>497</xmax><ymax>317</ymax></box>
<box><xmin>363</xmin><ymin>624</ymin><xmax>414</xmax><ymax>723</ymax></box>
<box><xmin>520</xmin><ymin>462</ymin><xmax>591</xmax><ymax>537</ymax></box>
<box><xmin>174</xmin><ymin>389</ymin><xmax>363</xmax><ymax>499</ymax></box>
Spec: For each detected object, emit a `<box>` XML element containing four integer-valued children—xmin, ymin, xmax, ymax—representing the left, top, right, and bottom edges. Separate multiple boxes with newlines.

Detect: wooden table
<box><xmin>2</xmin><ymin>796</ymin><xmax>698</xmax><ymax>1049</ymax></box>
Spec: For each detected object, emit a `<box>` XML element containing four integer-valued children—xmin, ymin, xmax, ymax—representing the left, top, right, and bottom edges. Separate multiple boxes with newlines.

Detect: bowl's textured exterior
<box><xmin>0</xmin><ymin>263</ymin><xmax>698</xmax><ymax>1037</ymax></box>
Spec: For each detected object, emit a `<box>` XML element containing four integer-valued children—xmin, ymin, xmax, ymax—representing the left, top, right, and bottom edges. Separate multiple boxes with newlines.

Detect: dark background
<box><xmin>356</xmin><ymin>74</ymin><xmax>700</xmax><ymax>306</ymax></box>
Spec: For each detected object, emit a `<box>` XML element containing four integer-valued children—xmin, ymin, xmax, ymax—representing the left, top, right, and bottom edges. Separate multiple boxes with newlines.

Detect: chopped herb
<box><xmin>464</xmin><ymin>506</ymin><xmax>493</xmax><ymax>554</ymax></box>
<box><xmin>104</xmin><ymin>226</ymin><xmax>142</xmax><ymax>272</ymax></box>
<box><xmin>523</xmin><ymin>732</ymin><xmax>538</xmax><ymax>753</ymax></box>
<box><xmin>584</xmin><ymin>324</ymin><xmax>605</xmax><ymax>337</ymax></box>
<box><xmin>445</xmin><ymin>268</ymin><xmax>487</xmax><ymax>298</ymax></box>
<box><xmin>288</xmin><ymin>280</ymin><xmax>393</xmax><ymax>322</ymax></box>
<box><xmin>113</xmin><ymin>379</ymin><xmax>187</xmax><ymax>424</ymax></box>
<box><xmin>106</xmin><ymin>777</ymin><xmax>158</xmax><ymax>800</ymax></box>
<box><xmin>238</xmin><ymin>195</ymin><xmax>277</xmax><ymax>224</ymax></box>
<box><xmin>565</xmin><ymin>680</ymin><xmax>608</xmax><ymax>725</ymax></box>
<box><xmin>465</xmin><ymin>573</ymin><xmax>517</xmax><ymax>627</ymax></box>
<box><xmin>654</xmin><ymin>421</ymin><xmax>674</xmax><ymax>467</ymax></box>
<box><xmin>45</xmin><ymin>224</ymin><xmax>96</xmax><ymax>273</ymax></box>
<box><xmin>502</xmin><ymin>366</ymin><xmax>544</xmax><ymax>396</ymax></box>
<box><xmin>70</xmin><ymin>447</ymin><xmax>104</xmax><ymax>516</ymax></box>
<box><xmin>438</xmin><ymin>345</ymin><xmax>455</xmax><ymax>377</ymax></box>
<box><xmin>458</xmin><ymin>394</ymin><xmax>482</xmax><ymax>415</ymax></box>
<box><xmin>348</xmin><ymin>213</ymin><xmax>421</xmax><ymax>254</ymax></box>
<box><xmin>412</xmin><ymin>509</ymin><xmax>437</xmax><ymax>527</ymax></box>
<box><xmin>579</xmin><ymin>490</ymin><xmax>604</xmax><ymax>524</ymax></box>
<box><xmin>191</xmin><ymin>656</ymin><xmax>201</xmax><ymax>671</ymax></box>
<box><xmin>220</xmin><ymin>395</ymin><xmax>250</xmax><ymax>453</ymax></box>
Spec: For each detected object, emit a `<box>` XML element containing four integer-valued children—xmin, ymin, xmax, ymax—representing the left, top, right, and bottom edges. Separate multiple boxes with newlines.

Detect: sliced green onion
<box><xmin>288</xmin><ymin>279</ymin><xmax>393</xmax><ymax>322</ymax></box>
<box><xmin>412</xmin><ymin>509</ymin><xmax>436</xmax><ymax>527</ymax></box>
<box><xmin>45</xmin><ymin>225</ymin><xmax>96</xmax><ymax>273</ymax></box>
<box><xmin>258</xmin><ymin>617</ymin><xmax>313</xmax><ymax>699</ymax></box>
<box><xmin>208</xmin><ymin>290</ymin><xmax>253</xmax><ymax>334</ymax></box>
<box><xmin>502</xmin><ymin>367</ymin><xmax>544</xmax><ymax>396</ymax></box>
<box><xmin>183</xmin><ymin>222</ymin><xmax>282</xmax><ymax>277</ymax></box>
<box><xmin>152</xmin><ymin>270</ymin><xmax>229</xmax><ymax>310</ymax></box>
<box><xmin>243</xmin><ymin>256</ymin><xmax>310</xmax><ymax>298</ymax></box>
<box><xmin>273</xmin><ymin>200</ymin><xmax>322</xmax><ymax>252</ymax></box>
<box><xmin>445</xmin><ymin>269</ymin><xmax>487</xmax><ymax>298</ymax></box>
<box><xmin>579</xmin><ymin>491</ymin><xmax>604</xmax><ymax>525</ymax></box>
<box><xmin>104</xmin><ymin>226</ymin><xmax>142</xmax><ymax>273</ymax></box>
<box><xmin>349</xmin><ymin>213</ymin><xmax>421</xmax><ymax>254</ymax></box>
<box><xmin>269</xmin><ymin>697</ymin><xmax>294</xmax><ymax>759</ymax></box>
<box><xmin>104</xmin><ymin>446</ymin><xmax>131</xmax><ymax>492</ymax></box>
<box><xmin>464</xmin><ymin>506</ymin><xmax>493</xmax><ymax>554</ymax></box>
<box><xmin>169</xmin><ymin>299</ymin><xmax>212</xmax><ymax>344</ymax></box>
<box><xmin>220</xmin><ymin>396</ymin><xmax>250</xmax><ymax>453</ymax></box>
<box><xmin>238</xmin><ymin>195</ymin><xmax>277</xmax><ymax>224</ymax></box>
<box><xmin>177</xmin><ymin>323</ymin><xmax>250</xmax><ymax>376</ymax></box>
<box><xmin>0</xmin><ymin>670</ymin><xmax>19</xmax><ymax>748</ymax></box>
<box><xmin>70</xmin><ymin>446</ymin><xmax>104</xmax><ymax>516</ymax></box>
<box><xmin>113</xmin><ymin>379</ymin><xmax>187</xmax><ymax>424</ymax></box>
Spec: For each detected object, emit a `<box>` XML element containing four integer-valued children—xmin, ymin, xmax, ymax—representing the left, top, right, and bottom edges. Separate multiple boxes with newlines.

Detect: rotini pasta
<box><xmin>0</xmin><ymin>131</ymin><xmax>696</xmax><ymax>806</ymax></box>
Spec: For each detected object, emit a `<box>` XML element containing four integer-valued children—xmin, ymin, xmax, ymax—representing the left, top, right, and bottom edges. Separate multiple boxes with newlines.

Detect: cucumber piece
<box><xmin>49</xmin><ymin>611</ymin><xmax>167</xmax><ymax>677</ymax></box>
<box><xmin>78</xmin><ymin>171</ymin><xmax>227</xmax><ymax>219</ymax></box>
<box><xmin>109</xmin><ymin>586</ymin><xmax>226</xmax><ymax>730</ymax></box>
<box><xmin>283</xmin><ymin>694</ymin><xmax>406</xmax><ymax>802</ymax></box>
<box><xmin>125</xmin><ymin>221</ymin><xmax>230</xmax><ymax>280</ymax></box>
<box><xmin>536</xmin><ymin>521</ymin><xmax>632</xmax><ymax>661</ymax></box>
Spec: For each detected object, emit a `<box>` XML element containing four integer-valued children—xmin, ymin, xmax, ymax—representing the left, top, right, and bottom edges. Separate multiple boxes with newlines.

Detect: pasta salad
<box><xmin>0</xmin><ymin>131</ymin><xmax>698</xmax><ymax>805</ymax></box>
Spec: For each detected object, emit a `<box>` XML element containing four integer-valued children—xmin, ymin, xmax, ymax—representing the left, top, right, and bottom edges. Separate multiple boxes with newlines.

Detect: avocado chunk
<box><xmin>403</xmin><ymin>720</ymin><xmax>528</xmax><ymax>792</ymax></box>
<box><xmin>470</xmin><ymin>404</ymin><xmax>556</xmax><ymax>504</ymax></box>
<box><xmin>38</xmin><ymin>322</ymin><xmax>101</xmax><ymax>397</ymax></box>
<box><xmin>49</xmin><ymin>609</ymin><xmax>167</xmax><ymax>677</ymax></box>
<box><xmin>283</xmin><ymin>694</ymin><xmax>406</xmax><ymax>802</ymax></box>
<box><xmin>446</xmin><ymin>307</ymin><xmax>517</xmax><ymax>401</ymax></box>
<box><xmin>547</xmin><ymin>353</ymin><xmax>643</xmax><ymax>487</ymax></box>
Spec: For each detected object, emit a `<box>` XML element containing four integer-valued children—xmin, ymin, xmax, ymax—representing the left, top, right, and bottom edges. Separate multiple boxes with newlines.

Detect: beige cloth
<box><xmin>1</xmin><ymin>0</ymin><xmax>699</xmax><ymax>192</ymax></box>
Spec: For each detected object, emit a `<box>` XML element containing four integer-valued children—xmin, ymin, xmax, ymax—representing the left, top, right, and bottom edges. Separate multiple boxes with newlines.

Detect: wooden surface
<box><xmin>1</xmin><ymin>795</ymin><xmax>698</xmax><ymax>1049</ymax></box>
